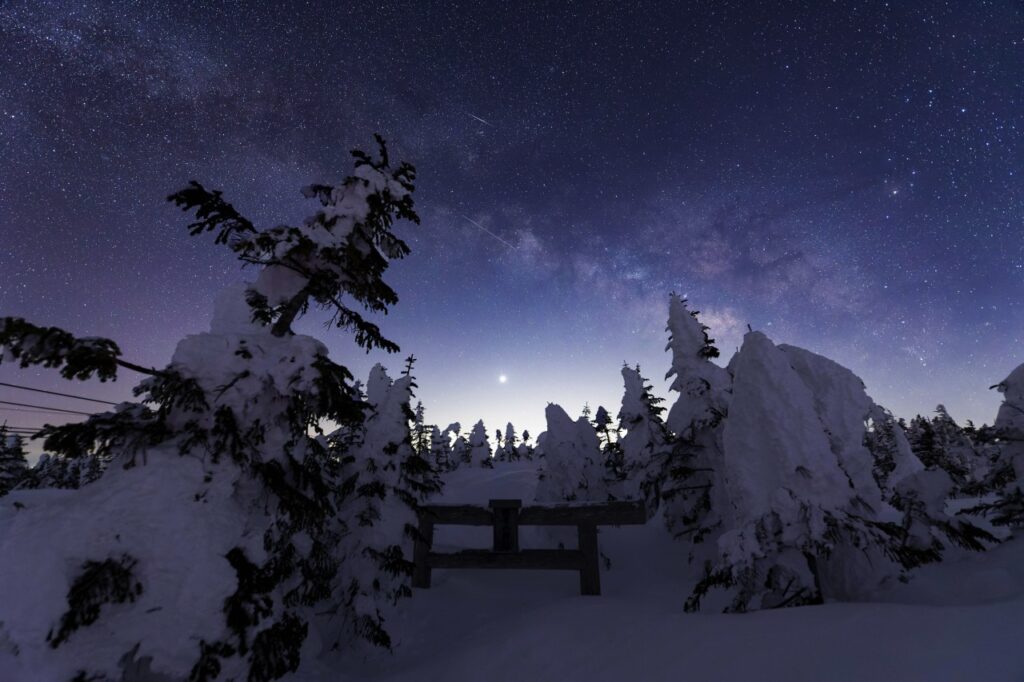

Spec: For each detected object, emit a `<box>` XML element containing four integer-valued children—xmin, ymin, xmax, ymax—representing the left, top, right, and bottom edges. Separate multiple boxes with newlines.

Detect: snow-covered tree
<box><xmin>467</xmin><ymin>420</ymin><xmax>493</xmax><ymax>468</ymax></box>
<box><xmin>446</xmin><ymin>422</ymin><xmax>471</xmax><ymax>470</ymax></box>
<box><xmin>864</xmin><ymin>404</ymin><xmax>924</xmax><ymax>495</ymax></box>
<box><xmin>967</xmin><ymin>364</ymin><xmax>1024</xmax><ymax>526</ymax></box>
<box><xmin>410</xmin><ymin>400</ymin><xmax>431</xmax><ymax>458</ymax></box>
<box><xmin>687</xmin><ymin>332</ymin><xmax>992</xmax><ymax>613</ymax></box>
<box><xmin>687</xmin><ymin>332</ymin><xmax>890</xmax><ymax>612</ymax></box>
<box><xmin>339</xmin><ymin>363</ymin><xmax>441</xmax><ymax>644</ymax></box>
<box><xmin>648</xmin><ymin>295</ymin><xmax>731</xmax><ymax>546</ymax></box>
<box><xmin>517</xmin><ymin>429</ymin><xmax>534</xmax><ymax>460</ymax></box>
<box><xmin>663</xmin><ymin>294</ymin><xmax>729</xmax><ymax>440</ymax></box>
<box><xmin>0</xmin><ymin>136</ymin><xmax>424</xmax><ymax>679</ymax></box>
<box><xmin>617</xmin><ymin>365</ymin><xmax>671</xmax><ymax>502</ymax></box>
<box><xmin>496</xmin><ymin>422</ymin><xmax>518</xmax><ymax>462</ymax></box>
<box><xmin>592</xmin><ymin>405</ymin><xmax>623</xmax><ymax>486</ymax></box>
<box><xmin>0</xmin><ymin>427</ymin><xmax>28</xmax><ymax>496</ymax></box>
<box><xmin>428</xmin><ymin>425</ymin><xmax>451</xmax><ymax>472</ymax></box>
<box><xmin>906</xmin><ymin>406</ymin><xmax>982</xmax><ymax>489</ymax></box>
<box><xmin>534</xmin><ymin>403</ymin><xmax>606</xmax><ymax>502</ymax></box>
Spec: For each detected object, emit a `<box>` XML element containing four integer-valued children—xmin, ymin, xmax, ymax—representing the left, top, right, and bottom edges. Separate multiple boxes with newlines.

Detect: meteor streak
<box><xmin>467</xmin><ymin>112</ymin><xmax>494</xmax><ymax>127</ymax></box>
<box><xmin>461</xmin><ymin>215</ymin><xmax>517</xmax><ymax>249</ymax></box>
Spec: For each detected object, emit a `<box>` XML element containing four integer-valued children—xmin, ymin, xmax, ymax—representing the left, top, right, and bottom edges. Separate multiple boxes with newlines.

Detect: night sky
<box><xmin>1</xmin><ymin>1</ymin><xmax>1022</xmax><ymax>446</ymax></box>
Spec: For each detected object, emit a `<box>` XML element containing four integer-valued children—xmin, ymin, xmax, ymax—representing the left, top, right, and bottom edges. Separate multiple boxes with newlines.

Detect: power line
<box><xmin>0</xmin><ymin>400</ymin><xmax>94</xmax><ymax>417</ymax></box>
<box><xmin>0</xmin><ymin>381</ymin><xmax>118</xmax><ymax>406</ymax></box>
<box><xmin>0</xmin><ymin>406</ymin><xmax>78</xmax><ymax>415</ymax></box>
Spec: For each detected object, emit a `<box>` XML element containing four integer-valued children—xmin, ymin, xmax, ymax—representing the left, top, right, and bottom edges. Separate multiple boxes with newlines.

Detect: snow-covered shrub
<box><xmin>0</xmin><ymin>136</ymin><xmax>425</xmax><ymax>680</ymax></box>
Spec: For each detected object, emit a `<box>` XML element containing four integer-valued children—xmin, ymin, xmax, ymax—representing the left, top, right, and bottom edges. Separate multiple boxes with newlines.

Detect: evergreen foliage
<box><xmin>47</xmin><ymin>555</ymin><xmax>143</xmax><ymax>648</ymax></box>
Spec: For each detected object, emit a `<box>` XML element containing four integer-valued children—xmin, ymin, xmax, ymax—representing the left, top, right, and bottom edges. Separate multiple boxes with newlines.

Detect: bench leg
<box><xmin>577</xmin><ymin>523</ymin><xmax>600</xmax><ymax>595</ymax></box>
<box><xmin>412</xmin><ymin>518</ymin><xmax>434</xmax><ymax>589</ymax></box>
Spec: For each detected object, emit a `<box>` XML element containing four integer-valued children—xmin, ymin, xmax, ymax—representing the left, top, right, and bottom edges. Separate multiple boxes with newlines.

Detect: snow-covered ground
<box><xmin>298</xmin><ymin>462</ymin><xmax>1024</xmax><ymax>682</ymax></box>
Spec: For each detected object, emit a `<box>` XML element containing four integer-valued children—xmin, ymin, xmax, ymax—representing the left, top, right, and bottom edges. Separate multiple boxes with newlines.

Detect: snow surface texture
<box><xmin>297</xmin><ymin>463</ymin><xmax>1024</xmax><ymax>682</ymax></box>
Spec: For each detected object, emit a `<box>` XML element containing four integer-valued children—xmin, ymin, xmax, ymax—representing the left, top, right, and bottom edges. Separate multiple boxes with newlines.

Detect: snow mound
<box><xmin>0</xmin><ymin>453</ymin><xmax>258</xmax><ymax>681</ymax></box>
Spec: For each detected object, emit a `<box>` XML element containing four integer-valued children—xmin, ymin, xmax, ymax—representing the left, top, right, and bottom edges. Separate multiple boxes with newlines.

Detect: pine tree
<box><xmin>0</xmin><ymin>136</ymin><xmax>423</xmax><ymax>677</ymax></box>
<box><xmin>0</xmin><ymin>426</ymin><xmax>28</xmax><ymax>496</ymax></box>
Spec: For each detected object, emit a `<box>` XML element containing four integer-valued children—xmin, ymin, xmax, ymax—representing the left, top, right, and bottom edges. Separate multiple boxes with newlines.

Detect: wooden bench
<box><xmin>412</xmin><ymin>498</ymin><xmax>647</xmax><ymax>595</ymax></box>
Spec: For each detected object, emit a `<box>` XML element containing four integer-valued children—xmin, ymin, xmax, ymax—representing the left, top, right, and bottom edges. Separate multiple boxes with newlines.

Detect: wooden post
<box><xmin>577</xmin><ymin>522</ymin><xmax>600</xmax><ymax>595</ymax></box>
<box><xmin>489</xmin><ymin>499</ymin><xmax>522</xmax><ymax>553</ymax></box>
<box><xmin>412</xmin><ymin>513</ymin><xmax>434</xmax><ymax>589</ymax></box>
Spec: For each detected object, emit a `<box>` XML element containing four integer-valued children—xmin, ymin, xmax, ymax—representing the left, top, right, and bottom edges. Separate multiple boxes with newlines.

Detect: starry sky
<box><xmin>1</xmin><ymin>1</ymin><xmax>1022</xmax><ymax>446</ymax></box>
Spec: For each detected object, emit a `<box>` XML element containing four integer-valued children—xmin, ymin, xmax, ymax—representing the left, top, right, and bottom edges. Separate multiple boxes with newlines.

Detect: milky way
<box><xmin>1</xmin><ymin>1</ymin><xmax>1021</xmax><ymax>443</ymax></box>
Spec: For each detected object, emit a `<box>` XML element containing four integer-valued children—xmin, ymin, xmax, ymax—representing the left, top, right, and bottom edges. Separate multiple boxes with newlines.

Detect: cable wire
<box><xmin>0</xmin><ymin>381</ymin><xmax>118</xmax><ymax>406</ymax></box>
<box><xmin>0</xmin><ymin>400</ymin><xmax>94</xmax><ymax>416</ymax></box>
